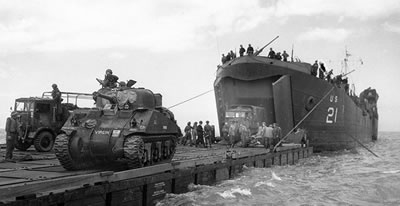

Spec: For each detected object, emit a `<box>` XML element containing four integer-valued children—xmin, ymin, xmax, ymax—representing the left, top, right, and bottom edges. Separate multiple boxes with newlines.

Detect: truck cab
<box><xmin>13</xmin><ymin>92</ymin><xmax>93</xmax><ymax>152</ymax></box>
<box><xmin>225</xmin><ymin>105</ymin><xmax>266</xmax><ymax>135</ymax></box>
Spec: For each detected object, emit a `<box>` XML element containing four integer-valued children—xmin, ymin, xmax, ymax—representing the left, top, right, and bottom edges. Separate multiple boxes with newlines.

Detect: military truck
<box><xmin>12</xmin><ymin>92</ymin><xmax>93</xmax><ymax>152</ymax></box>
<box><xmin>224</xmin><ymin>105</ymin><xmax>266</xmax><ymax>134</ymax></box>
<box><xmin>54</xmin><ymin>85</ymin><xmax>179</xmax><ymax>170</ymax></box>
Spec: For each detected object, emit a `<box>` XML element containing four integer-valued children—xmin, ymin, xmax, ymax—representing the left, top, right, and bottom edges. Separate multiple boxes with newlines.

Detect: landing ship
<box><xmin>214</xmin><ymin>45</ymin><xmax>378</xmax><ymax>151</ymax></box>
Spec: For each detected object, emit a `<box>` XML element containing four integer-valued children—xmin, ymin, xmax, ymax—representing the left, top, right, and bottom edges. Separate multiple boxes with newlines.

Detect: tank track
<box><xmin>54</xmin><ymin>134</ymin><xmax>88</xmax><ymax>170</ymax></box>
<box><xmin>123</xmin><ymin>136</ymin><xmax>145</xmax><ymax>169</ymax></box>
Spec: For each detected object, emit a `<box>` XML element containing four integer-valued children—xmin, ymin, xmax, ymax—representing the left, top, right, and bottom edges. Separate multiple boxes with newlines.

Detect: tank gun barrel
<box><xmin>254</xmin><ymin>35</ymin><xmax>279</xmax><ymax>56</ymax></box>
<box><xmin>93</xmin><ymin>91</ymin><xmax>117</xmax><ymax>104</ymax></box>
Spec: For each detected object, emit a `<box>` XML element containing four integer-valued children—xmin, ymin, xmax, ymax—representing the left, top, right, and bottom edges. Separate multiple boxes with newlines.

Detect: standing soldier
<box><xmin>196</xmin><ymin>121</ymin><xmax>204</xmax><ymax>147</ymax></box>
<box><xmin>204</xmin><ymin>121</ymin><xmax>213</xmax><ymax>148</ymax></box>
<box><xmin>239</xmin><ymin>45</ymin><xmax>246</xmax><ymax>57</ymax></box>
<box><xmin>262</xmin><ymin>122</ymin><xmax>274</xmax><ymax>149</ymax></box>
<box><xmin>246</xmin><ymin>44</ymin><xmax>254</xmax><ymax>55</ymax></box>
<box><xmin>183</xmin><ymin>122</ymin><xmax>192</xmax><ymax>146</ymax></box>
<box><xmin>272</xmin><ymin>123</ymin><xmax>282</xmax><ymax>147</ymax></box>
<box><xmin>222</xmin><ymin>122</ymin><xmax>229</xmax><ymax>142</ymax></box>
<box><xmin>239</xmin><ymin>123</ymin><xmax>250</xmax><ymax>147</ymax></box>
<box><xmin>51</xmin><ymin>84</ymin><xmax>62</xmax><ymax>117</ymax></box>
<box><xmin>191</xmin><ymin>122</ymin><xmax>198</xmax><ymax>147</ymax></box>
<box><xmin>5</xmin><ymin>112</ymin><xmax>20</xmax><ymax>161</ymax></box>
<box><xmin>282</xmin><ymin>50</ymin><xmax>289</xmax><ymax>62</ymax></box>
<box><xmin>228</xmin><ymin>121</ymin><xmax>239</xmax><ymax>148</ymax></box>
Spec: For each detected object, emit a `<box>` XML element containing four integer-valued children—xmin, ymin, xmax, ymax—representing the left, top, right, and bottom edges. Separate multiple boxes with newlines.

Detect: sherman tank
<box><xmin>54</xmin><ymin>85</ymin><xmax>179</xmax><ymax>170</ymax></box>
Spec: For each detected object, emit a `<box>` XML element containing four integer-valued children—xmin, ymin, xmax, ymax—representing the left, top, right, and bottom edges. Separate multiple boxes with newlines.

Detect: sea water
<box><xmin>157</xmin><ymin>132</ymin><xmax>400</xmax><ymax>206</ymax></box>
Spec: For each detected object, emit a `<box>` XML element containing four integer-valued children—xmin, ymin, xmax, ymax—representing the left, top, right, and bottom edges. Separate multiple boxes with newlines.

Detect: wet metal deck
<box><xmin>0</xmin><ymin>144</ymin><xmax>312</xmax><ymax>205</ymax></box>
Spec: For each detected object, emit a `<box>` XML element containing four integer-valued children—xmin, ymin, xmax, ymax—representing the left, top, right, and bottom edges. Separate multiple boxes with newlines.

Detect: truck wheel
<box><xmin>34</xmin><ymin>131</ymin><xmax>55</xmax><ymax>152</ymax></box>
<box><xmin>14</xmin><ymin>138</ymin><xmax>31</xmax><ymax>151</ymax></box>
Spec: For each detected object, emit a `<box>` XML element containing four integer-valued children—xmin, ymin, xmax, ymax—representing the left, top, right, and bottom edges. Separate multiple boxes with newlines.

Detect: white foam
<box><xmin>271</xmin><ymin>171</ymin><xmax>282</xmax><ymax>181</ymax></box>
<box><xmin>217</xmin><ymin>188</ymin><xmax>252</xmax><ymax>198</ymax></box>
<box><xmin>382</xmin><ymin>170</ymin><xmax>400</xmax><ymax>174</ymax></box>
<box><xmin>255</xmin><ymin>181</ymin><xmax>275</xmax><ymax>187</ymax></box>
<box><xmin>217</xmin><ymin>190</ymin><xmax>236</xmax><ymax>198</ymax></box>
<box><xmin>231</xmin><ymin>188</ymin><xmax>252</xmax><ymax>196</ymax></box>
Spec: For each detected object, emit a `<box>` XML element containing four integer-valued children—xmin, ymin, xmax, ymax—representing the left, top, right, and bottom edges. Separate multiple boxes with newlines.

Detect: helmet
<box><xmin>11</xmin><ymin>111</ymin><xmax>18</xmax><ymax>117</ymax></box>
<box><xmin>106</xmin><ymin>69</ymin><xmax>113</xmax><ymax>74</ymax></box>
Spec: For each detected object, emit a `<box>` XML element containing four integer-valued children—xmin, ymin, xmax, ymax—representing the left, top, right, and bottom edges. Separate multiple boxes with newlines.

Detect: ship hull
<box><xmin>214</xmin><ymin>56</ymin><xmax>378</xmax><ymax>151</ymax></box>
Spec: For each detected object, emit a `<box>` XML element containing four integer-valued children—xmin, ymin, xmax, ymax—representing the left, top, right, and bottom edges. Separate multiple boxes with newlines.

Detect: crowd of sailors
<box><xmin>221</xmin><ymin>45</ymin><xmax>291</xmax><ymax>64</ymax></box>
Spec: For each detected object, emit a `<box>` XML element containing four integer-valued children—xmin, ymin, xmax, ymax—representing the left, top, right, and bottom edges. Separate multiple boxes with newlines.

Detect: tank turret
<box><xmin>54</xmin><ymin>86</ymin><xmax>179</xmax><ymax>170</ymax></box>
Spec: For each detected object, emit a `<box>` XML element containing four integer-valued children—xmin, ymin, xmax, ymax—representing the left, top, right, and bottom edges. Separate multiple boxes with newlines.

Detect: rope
<box><xmin>273</xmin><ymin>86</ymin><xmax>335</xmax><ymax>152</ymax></box>
<box><xmin>345</xmin><ymin>132</ymin><xmax>379</xmax><ymax>158</ymax></box>
<box><xmin>167</xmin><ymin>89</ymin><xmax>214</xmax><ymax>109</ymax></box>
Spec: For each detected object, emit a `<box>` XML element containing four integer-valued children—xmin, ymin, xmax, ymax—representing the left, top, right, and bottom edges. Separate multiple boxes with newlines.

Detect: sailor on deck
<box><xmin>311</xmin><ymin>60</ymin><xmax>318</xmax><ymax>76</ymax></box>
<box><xmin>239</xmin><ymin>45</ymin><xmax>245</xmax><ymax>57</ymax></box>
<box><xmin>268</xmin><ymin>48</ymin><xmax>275</xmax><ymax>59</ymax></box>
<box><xmin>247</xmin><ymin>44</ymin><xmax>254</xmax><ymax>55</ymax></box>
<box><xmin>319</xmin><ymin>63</ymin><xmax>326</xmax><ymax>79</ymax></box>
<box><xmin>282</xmin><ymin>50</ymin><xmax>289</xmax><ymax>62</ymax></box>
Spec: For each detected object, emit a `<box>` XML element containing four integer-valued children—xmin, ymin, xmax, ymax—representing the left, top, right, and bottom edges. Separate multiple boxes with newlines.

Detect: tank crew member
<box><xmin>103</xmin><ymin>69</ymin><xmax>119</xmax><ymax>88</ymax></box>
<box><xmin>246</xmin><ymin>44</ymin><xmax>254</xmax><ymax>55</ymax></box>
<box><xmin>230</xmin><ymin>50</ymin><xmax>236</xmax><ymax>59</ymax></box>
<box><xmin>221</xmin><ymin>54</ymin><xmax>227</xmax><ymax>64</ymax></box>
<box><xmin>275</xmin><ymin>52</ymin><xmax>282</xmax><ymax>61</ymax></box>
<box><xmin>239</xmin><ymin>45</ymin><xmax>246</xmax><ymax>57</ymax></box>
<box><xmin>118</xmin><ymin>81</ymin><xmax>128</xmax><ymax>90</ymax></box>
<box><xmin>183</xmin><ymin>122</ymin><xmax>192</xmax><ymax>146</ymax></box>
<box><xmin>268</xmin><ymin>48</ymin><xmax>275</xmax><ymax>58</ymax></box>
<box><xmin>196</xmin><ymin>121</ymin><xmax>204</xmax><ymax>147</ymax></box>
<box><xmin>222</xmin><ymin>122</ymin><xmax>229</xmax><ymax>142</ymax></box>
<box><xmin>319</xmin><ymin>63</ymin><xmax>326</xmax><ymax>79</ymax></box>
<box><xmin>204</xmin><ymin>121</ymin><xmax>213</xmax><ymax>148</ymax></box>
<box><xmin>5</xmin><ymin>112</ymin><xmax>20</xmax><ymax>161</ymax></box>
<box><xmin>311</xmin><ymin>60</ymin><xmax>318</xmax><ymax>76</ymax></box>
<box><xmin>282</xmin><ymin>50</ymin><xmax>289</xmax><ymax>62</ymax></box>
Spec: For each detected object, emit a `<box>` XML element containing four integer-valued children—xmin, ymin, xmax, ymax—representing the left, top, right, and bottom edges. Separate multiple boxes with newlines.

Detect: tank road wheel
<box><xmin>55</xmin><ymin>134</ymin><xmax>84</xmax><ymax>170</ymax></box>
<box><xmin>123</xmin><ymin>136</ymin><xmax>145</xmax><ymax>169</ymax></box>
<box><xmin>34</xmin><ymin>131</ymin><xmax>55</xmax><ymax>152</ymax></box>
<box><xmin>14</xmin><ymin>138</ymin><xmax>31</xmax><ymax>151</ymax></box>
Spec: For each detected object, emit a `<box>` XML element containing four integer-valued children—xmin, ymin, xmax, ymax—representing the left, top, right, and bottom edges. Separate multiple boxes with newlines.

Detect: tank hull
<box><xmin>214</xmin><ymin>56</ymin><xmax>378</xmax><ymax>151</ymax></box>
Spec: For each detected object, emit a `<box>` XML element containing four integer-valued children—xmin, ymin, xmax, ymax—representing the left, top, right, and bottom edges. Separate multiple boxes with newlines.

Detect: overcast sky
<box><xmin>1</xmin><ymin>0</ymin><xmax>399</xmax><ymax>132</ymax></box>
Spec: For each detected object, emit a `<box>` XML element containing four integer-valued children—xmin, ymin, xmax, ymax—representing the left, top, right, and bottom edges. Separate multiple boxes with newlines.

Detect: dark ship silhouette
<box><xmin>214</xmin><ymin>43</ymin><xmax>378</xmax><ymax>151</ymax></box>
